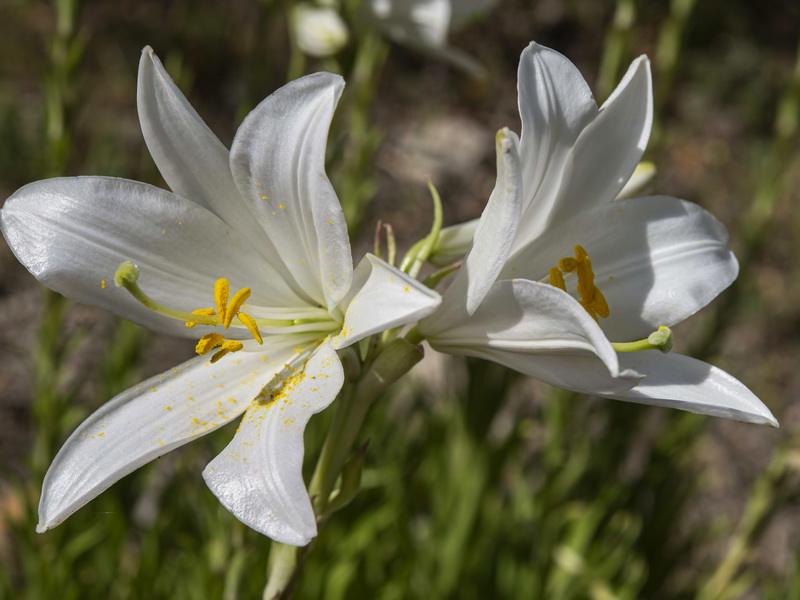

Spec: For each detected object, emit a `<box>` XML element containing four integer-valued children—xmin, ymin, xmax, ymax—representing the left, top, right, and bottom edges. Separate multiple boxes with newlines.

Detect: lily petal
<box><xmin>612</xmin><ymin>352</ymin><xmax>778</xmax><ymax>426</ymax></box>
<box><xmin>37</xmin><ymin>339</ymin><xmax>304</xmax><ymax>533</ymax></box>
<box><xmin>203</xmin><ymin>341</ymin><xmax>345</xmax><ymax>546</ymax></box>
<box><xmin>552</xmin><ymin>55</ymin><xmax>652</xmax><ymax>222</ymax></box>
<box><xmin>503</xmin><ymin>196</ymin><xmax>738</xmax><ymax>342</ymax></box>
<box><xmin>423</xmin><ymin>279</ymin><xmax>641</xmax><ymax>395</ymax></box>
<box><xmin>137</xmin><ymin>47</ymin><xmax>278</xmax><ymax>257</ymax></box>
<box><xmin>441</xmin><ymin>128</ymin><xmax>522</xmax><ymax>317</ymax></box>
<box><xmin>230</xmin><ymin>72</ymin><xmax>352</xmax><ymax>311</ymax></box>
<box><xmin>332</xmin><ymin>254</ymin><xmax>441</xmax><ymax>349</ymax></box>
<box><xmin>1</xmin><ymin>177</ymin><xmax>301</xmax><ymax>337</ymax></box>
<box><xmin>514</xmin><ymin>42</ymin><xmax>598</xmax><ymax>244</ymax></box>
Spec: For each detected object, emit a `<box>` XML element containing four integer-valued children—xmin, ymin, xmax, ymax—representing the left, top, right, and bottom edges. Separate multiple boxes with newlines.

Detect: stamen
<box><xmin>574</xmin><ymin>245</ymin><xmax>595</xmax><ymax>302</ymax></box>
<box><xmin>115</xmin><ymin>262</ymin><xmax>218</xmax><ymax>326</ymax></box>
<box><xmin>196</xmin><ymin>333</ymin><xmax>226</xmax><ymax>355</ymax></box>
<box><xmin>224</xmin><ymin>287</ymin><xmax>251</xmax><ymax>328</ymax></box>
<box><xmin>211</xmin><ymin>340</ymin><xmax>244</xmax><ymax>363</ymax></box>
<box><xmin>186</xmin><ymin>308</ymin><xmax>216</xmax><ymax>329</ymax></box>
<box><xmin>558</xmin><ymin>256</ymin><xmax>578</xmax><ymax>273</ymax></box>
<box><xmin>548</xmin><ymin>245</ymin><xmax>610</xmax><ymax>322</ymax></box>
<box><xmin>611</xmin><ymin>326</ymin><xmax>673</xmax><ymax>354</ymax></box>
<box><xmin>237</xmin><ymin>312</ymin><xmax>263</xmax><ymax>344</ymax></box>
<box><xmin>549</xmin><ymin>267</ymin><xmax>567</xmax><ymax>292</ymax></box>
<box><xmin>214</xmin><ymin>279</ymin><xmax>230</xmax><ymax>326</ymax></box>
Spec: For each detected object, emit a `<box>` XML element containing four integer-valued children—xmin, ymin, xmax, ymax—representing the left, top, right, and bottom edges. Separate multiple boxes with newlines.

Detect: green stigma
<box><xmin>114</xmin><ymin>261</ymin><xmax>140</xmax><ymax>288</ymax></box>
<box><xmin>611</xmin><ymin>326</ymin><xmax>673</xmax><ymax>354</ymax></box>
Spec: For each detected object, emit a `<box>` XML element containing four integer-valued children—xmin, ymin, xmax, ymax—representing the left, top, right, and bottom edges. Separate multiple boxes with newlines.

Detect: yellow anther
<box><xmin>196</xmin><ymin>333</ymin><xmax>226</xmax><ymax>355</ymax></box>
<box><xmin>214</xmin><ymin>278</ymin><xmax>230</xmax><ymax>326</ymax></box>
<box><xmin>211</xmin><ymin>340</ymin><xmax>244</xmax><ymax>364</ymax></box>
<box><xmin>224</xmin><ymin>287</ymin><xmax>251</xmax><ymax>328</ymax></box>
<box><xmin>573</xmin><ymin>245</ymin><xmax>596</xmax><ymax>302</ymax></box>
<box><xmin>549</xmin><ymin>267</ymin><xmax>567</xmax><ymax>292</ymax></box>
<box><xmin>589</xmin><ymin>287</ymin><xmax>610</xmax><ymax>319</ymax></box>
<box><xmin>550</xmin><ymin>245</ymin><xmax>610</xmax><ymax>321</ymax></box>
<box><xmin>237</xmin><ymin>312</ymin><xmax>263</xmax><ymax>344</ymax></box>
<box><xmin>185</xmin><ymin>308</ymin><xmax>217</xmax><ymax>329</ymax></box>
<box><xmin>558</xmin><ymin>256</ymin><xmax>578</xmax><ymax>273</ymax></box>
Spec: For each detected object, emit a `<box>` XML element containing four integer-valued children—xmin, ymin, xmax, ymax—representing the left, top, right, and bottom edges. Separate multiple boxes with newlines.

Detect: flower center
<box><xmin>114</xmin><ymin>261</ymin><xmax>340</xmax><ymax>363</ymax></box>
<box><xmin>548</xmin><ymin>244</ymin><xmax>609</xmax><ymax>322</ymax></box>
<box><xmin>544</xmin><ymin>247</ymin><xmax>673</xmax><ymax>354</ymax></box>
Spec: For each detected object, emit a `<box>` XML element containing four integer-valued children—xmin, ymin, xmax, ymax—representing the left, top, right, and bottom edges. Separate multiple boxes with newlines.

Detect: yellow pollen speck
<box><xmin>327</xmin><ymin>220</ymin><xmax>332</xmax><ymax>225</ymax></box>
<box><xmin>165</xmin><ymin>406</ymin><xmax>172</xmax><ymax>410</ymax></box>
<box><xmin>150</xmin><ymin>387</ymin><xmax>156</xmax><ymax>392</ymax></box>
<box><xmin>279</xmin><ymin>205</ymin><xmax>285</xmax><ymax>210</ymax></box>
<box><xmin>403</xmin><ymin>286</ymin><xmax>410</xmax><ymax>292</ymax></box>
<box><xmin>256</xmin><ymin>182</ymin><xmax>263</xmax><ymax>187</ymax></box>
<box><xmin>158</xmin><ymin>441</ymin><xmax>164</xmax><ymax>446</ymax></box>
<box><xmin>97</xmin><ymin>432</ymin><xmax>104</xmax><ymax>437</ymax></box>
<box><xmin>261</xmin><ymin>195</ymin><xmax>268</xmax><ymax>200</ymax></box>
<box><xmin>100</xmin><ymin>280</ymin><xmax>106</xmax><ymax>288</ymax></box>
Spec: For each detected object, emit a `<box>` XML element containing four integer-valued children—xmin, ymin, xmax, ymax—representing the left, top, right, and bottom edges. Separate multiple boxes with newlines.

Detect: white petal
<box><xmin>552</xmin><ymin>56</ymin><xmax>653</xmax><ymax>221</ymax></box>
<box><xmin>513</xmin><ymin>42</ymin><xmax>598</xmax><ymax>244</ymax></box>
<box><xmin>230</xmin><ymin>73</ymin><xmax>352</xmax><ymax>311</ymax></box>
<box><xmin>1</xmin><ymin>177</ymin><xmax>302</xmax><ymax>337</ymax></box>
<box><xmin>423</xmin><ymin>279</ymin><xmax>641</xmax><ymax>395</ymax></box>
<box><xmin>503</xmin><ymin>196</ymin><xmax>738</xmax><ymax>341</ymax></box>
<box><xmin>37</xmin><ymin>339</ymin><xmax>304</xmax><ymax>533</ymax></box>
<box><xmin>441</xmin><ymin>129</ymin><xmax>522</xmax><ymax>317</ymax></box>
<box><xmin>203</xmin><ymin>341</ymin><xmax>345</xmax><ymax>546</ymax></box>
<box><xmin>612</xmin><ymin>352</ymin><xmax>778</xmax><ymax>426</ymax></box>
<box><xmin>136</xmin><ymin>47</ymin><xmax>277</xmax><ymax>257</ymax></box>
<box><xmin>331</xmin><ymin>254</ymin><xmax>441</xmax><ymax>349</ymax></box>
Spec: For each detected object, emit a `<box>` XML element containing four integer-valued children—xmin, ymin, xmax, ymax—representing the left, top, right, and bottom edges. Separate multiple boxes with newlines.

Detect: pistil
<box><xmin>611</xmin><ymin>326</ymin><xmax>674</xmax><ymax>354</ymax></box>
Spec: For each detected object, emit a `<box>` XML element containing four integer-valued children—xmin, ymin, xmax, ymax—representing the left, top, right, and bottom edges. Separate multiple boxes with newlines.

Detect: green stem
<box><xmin>263</xmin><ymin>339</ymin><xmax>424</xmax><ymax>596</ymax></box>
<box><xmin>262</xmin><ymin>542</ymin><xmax>300</xmax><ymax>600</ymax></box>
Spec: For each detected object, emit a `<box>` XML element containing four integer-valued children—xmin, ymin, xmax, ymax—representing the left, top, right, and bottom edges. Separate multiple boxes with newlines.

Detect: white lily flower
<box><xmin>420</xmin><ymin>42</ymin><xmax>776</xmax><ymax>427</ymax></box>
<box><xmin>363</xmin><ymin>0</ymin><xmax>495</xmax><ymax>75</ymax></box>
<box><xmin>292</xmin><ymin>3</ymin><xmax>350</xmax><ymax>58</ymax></box>
<box><xmin>1</xmin><ymin>47</ymin><xmax>441</xmax><ymax>546</ymax></box>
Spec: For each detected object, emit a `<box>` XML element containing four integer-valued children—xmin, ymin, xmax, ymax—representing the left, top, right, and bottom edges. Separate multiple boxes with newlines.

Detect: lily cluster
<box><xmin>0</xmin><ymin>41</ymin><xmax>776</xmax><ymax>551</ymax></box>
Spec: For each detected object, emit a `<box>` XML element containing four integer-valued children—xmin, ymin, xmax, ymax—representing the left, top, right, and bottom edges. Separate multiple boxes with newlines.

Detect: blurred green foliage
<box><xmin>1</xmin><ymin>0</ymin><xmax>799</xmax><ymax>598</ymax></box>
